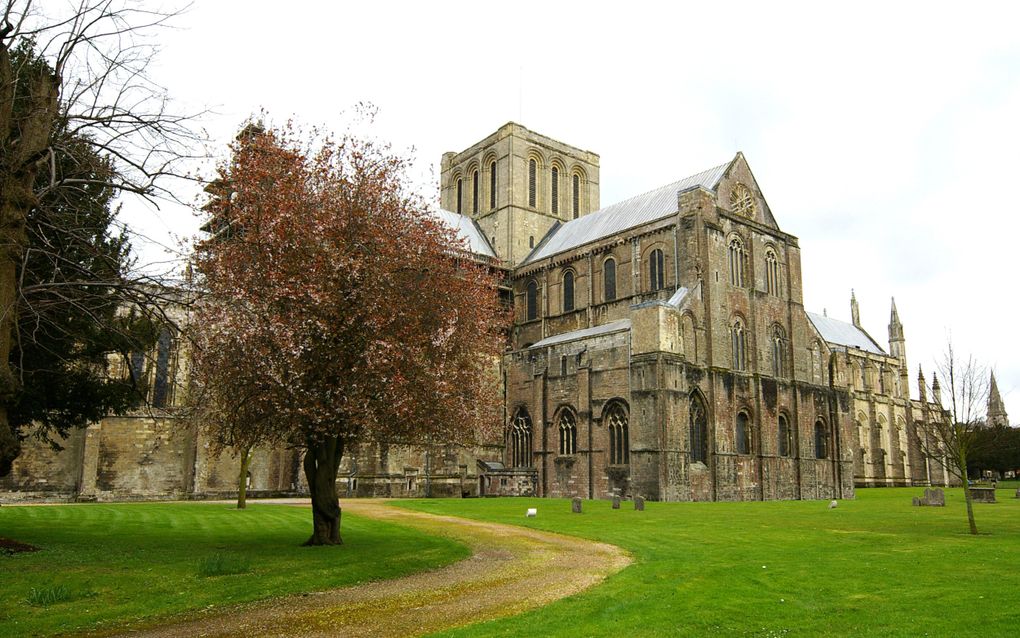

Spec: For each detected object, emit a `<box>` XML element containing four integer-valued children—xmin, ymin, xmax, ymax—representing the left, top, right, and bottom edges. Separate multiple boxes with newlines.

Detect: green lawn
<box><xmin>0</xmin><ymin>502</ymin><xmax>469</xmax><ymax>637</ymax></box>
<box><xmin>401</xmin><ymin>488</ymin><xmax>1020</xmax><ymax>637</ymax></box>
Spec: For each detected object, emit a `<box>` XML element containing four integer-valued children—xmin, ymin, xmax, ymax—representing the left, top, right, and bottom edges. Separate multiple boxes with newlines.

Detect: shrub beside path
<box><xmin>117</xmin><ymin>499</ymin><xmax>631</xmax><ymax>637</ymax></box>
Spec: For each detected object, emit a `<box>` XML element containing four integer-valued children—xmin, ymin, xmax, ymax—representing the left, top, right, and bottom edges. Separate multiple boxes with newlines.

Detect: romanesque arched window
<box><xmin>731</xmin><ymin>318</ymin><xmax>746</xmax><ymax>371</ymax></box>
<box><xmin>778</xmin><ymin>414</ymin><xmax>792</xmax><ymax>457</ymax></box>
<box><xmin>765</xmin><ymin>248</ymin><xmax>779</xmax><ymax>295</ymax></box>
<box><xmin>572</xmin><ymin>173</ymin><xmax>580</xmax><ymax>219</ymax></box>
<box><xmin>489</xmin><ymin>161</ymin><xmax>497</xmax><ymax>209</ymax></box>
<box><xmin>814</xmin><ymin>419</ymin><xmax>829</xmax><ymax>459</ymax></box>
<box><xmin>551</xmin><ymin>166</ymin><xmax>559</xmax><ymax>215</ymax></box>
<box><xmin>456</xmin><ymin>178</ymin><xmax>463</xmax><ymax>214</ymax></box>
<box><xmin>528</xmin><ymin>158</ymin><xmax>537</xmax><ymax>208</ymax></box>
<box><xmin>606</xmin><ymin>402</ymin><xmax>629</xmax><ymax>464</ymax></box>
<box><xmin>526</xmin><ymin>280</ymin><xmax>538</xmax><ymax>321</ymax></box>
<box><xmin>508</xmin><ymin>408</ymin><xmax>533</xmax><ymax>468</ymax></box>
<box><xmin>562</xmin><ymin>270</ymin><xmax>575</xmax><ymax>313</ymax></box>
<box><xmin>728</xmin><ymin>237</ymin><xmax>745</xmax><ymax>287</ymax></box>
<box><xmin>736</xmin><ymin>411</ymin><xmax>752</xmax><ymax>455</ymax></box>
<box><xmin>771</xmin><ymin>325</ymin><xmax>786</xmax><ymax>377</ymax></box>
<box><xmin>558</xmin><ymin>408</ymin><xmax>577</xmax><ymax>455</ymax></box>
<box><xmin>472</xmin><ymin>170</ymin><xmax>479</xmax><ymax>214</ymax></box>
<box><xmin>649</xmin><ymin>248</ymin><xmax>665</xmax><ymax>291</ymax></box>
<box><xmin>603</xmin><ymin>257</ymin><xmax>617</xmax><ymax>302</ymax></box>
<box><xmin>689</xmin><ymin>391</ymin><xmax>708</xmax><ymax>463</ymax></box>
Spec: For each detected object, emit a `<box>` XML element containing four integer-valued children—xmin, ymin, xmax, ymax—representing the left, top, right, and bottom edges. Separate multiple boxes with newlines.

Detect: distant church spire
<box><xmin>888</xmin><ymin>297</ymin><xmax>908</xmax><ymax>398</ymax></box>
<box><xmin>931</xmin><ymin>372</ymin><xmax>942</xmax><ymax>405</ymax></box>
<box><xmin>987</xmin><ymin>372</ymin><xmax>1009</xmax><ymax>427</ymax></box>
<box><xmin>851</xmin><ymin>290</ymin><xmax>861</xmax><ymax>327</ymax></box>
<box><xmin>918</xmin><ymin>365</ymin><xmax>928</xmax><ymax>404</ymax></box>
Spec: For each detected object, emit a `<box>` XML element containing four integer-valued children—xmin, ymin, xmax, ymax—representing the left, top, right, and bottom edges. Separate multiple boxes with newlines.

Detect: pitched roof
<box><xmin>431</xmin><ymin>209</ymin><xmax>497</xmax><ymax>259</ymax></box>
<box><xmin>806</xmin><ymin>312</ymin><xmax>886</xmax><ymax>355</ymax></box>
<box><xmin>522</xmin><ymin>162</ymin><xmax>730</xmax><ymax>265</ymax></box>
<box><xmin>529</xmin><ymin>319</ymin><xmax>631</xmax><ymax>349</ymax></box>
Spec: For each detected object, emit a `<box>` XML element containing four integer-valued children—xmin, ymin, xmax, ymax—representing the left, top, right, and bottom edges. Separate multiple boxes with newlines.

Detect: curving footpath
<box><xmin>118</xmin><ymin>499</ymin><xmax>631</xmax><ymax>637</ymax></box>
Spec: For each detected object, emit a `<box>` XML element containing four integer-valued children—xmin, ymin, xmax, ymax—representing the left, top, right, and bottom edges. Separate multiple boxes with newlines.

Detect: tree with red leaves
<box><xmin>193</xmin><ymin>122</ymin><xmax>505</xmax><ymax>545</ymax></box>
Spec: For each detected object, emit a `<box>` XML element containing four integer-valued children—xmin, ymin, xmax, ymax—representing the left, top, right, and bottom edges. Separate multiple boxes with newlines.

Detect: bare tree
<box><xmin>915</xmin><ymin>341</ymin><xmax>990</xmax><ymax>535</ymax></box>
<box><xmin>0</xmin><ymin>1</ymin><xmax>204</xmax><ymax>477</ymax></box>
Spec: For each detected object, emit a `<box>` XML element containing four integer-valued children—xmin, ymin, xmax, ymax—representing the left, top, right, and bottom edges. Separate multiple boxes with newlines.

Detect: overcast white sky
<box><xmin>120</xmin><ymin>1</ymin><xmax>1019</xmax><ymax>420</ymax></box>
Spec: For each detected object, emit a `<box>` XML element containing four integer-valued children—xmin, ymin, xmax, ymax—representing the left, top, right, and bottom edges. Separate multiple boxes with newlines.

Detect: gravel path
<box><xmin>116</xmin><ymin>499</ymin><xmax>631</xmax><ymax>637</ymax></box>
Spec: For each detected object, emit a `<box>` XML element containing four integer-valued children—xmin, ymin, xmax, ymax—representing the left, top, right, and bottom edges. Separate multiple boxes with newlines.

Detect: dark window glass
<box><xmin>563</xmin><ymin>270</ymin><xmax>574</xmax><ymax>312</ymax></box>
<box><xmin>736</xmin><ymin>412</ymin><xmax>752</xmax><ymax>455</ymax></box>
<box><xmin>528</xmin><ymin>159</ymin><xmax>537</xmax><ymax>207</ymax></box>
<box><xmin>526</xmin><ymin>280</ymin><xmax>538</xmax><ymax>321</ymax></box>
<box><xmin>472</xmin><ymin>170</ymin><xmax>479</xmax><ymax>214</ymax></box>
<box><xmin>650</xmin><ymin>248</ymin><xmax>665</xmax><ymax>291</ymax></box>
<box><xmin>551</xmin><ymin>166</ymin><xmax>559</xmax><ymax>215</ymax></box>
<box><xmin>456</xmin><ymin>178</ymin><xmax>463</xmax><ymax>214</ymax></box>
<box><xmin>558</xmin><ymin>410</ymin><xmax>577</xmax><ymax>455</ymax></box>
<box><xmin>778</xmin><ymin>415</ymin><xmax>791</xmax><ymax>457</ymax></box>
<box><xmin>508</xmin><ymin>409</ymin><xmax>533</xmax><ymax>467</ymax></box>
<box><xmin>152</xmin><ymin>329</ymin><xmax>173</xmax><ymax>408</ymax></box>
<box><xmin>690</xmin><ymin>393</ymin><xmax>708</xmax><ymax>463</ymax></box>
<box><xmin>815</xmin><ymin>421</ymin><xmax>828</xmax><ymax>459</ymax></box>
<box><xmin>490</xmin><ymin>161</ymin><xmax>497</xmax><ymax>209</ymax></box>
<box><xmin>572</xmin><ymin>173</ymin><xmax>580</xmax><ymax>218</ymax></box>
<box><xmin>607</xmin><ymin>403</ymin><xmax>629</xmax><ymax>464</ymax></box>
<box><xmin>604</xmin><ymin>258</ymin><xmax>616</xmax><ymax>301</ymax></box>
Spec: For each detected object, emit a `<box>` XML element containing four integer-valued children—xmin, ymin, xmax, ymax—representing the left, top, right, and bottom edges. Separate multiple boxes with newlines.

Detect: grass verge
<box><xmin>401</xmin><ymin>487</ymin><xmax>1020</xmax><ymax>637</ymax></box>
<box><xmin>0</xmin><ymin>502</ymin><xmax>469</xmax><ymax>637</ymax></box>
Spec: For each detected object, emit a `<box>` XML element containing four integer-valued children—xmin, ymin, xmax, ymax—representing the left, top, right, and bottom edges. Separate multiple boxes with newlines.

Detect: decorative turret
<box><xmin>987</xmin><ymin>372</ymin><xmax>1009</xmax><ymax>427</ymax></box>
<box><xmin>888</xmin><ymin>298</ymin><xmax>908</xmax><ymax>398</ymax></box>
<box><xmin>851</xmin><ymin>290</ymin><xmax>861</xmax><ymax>328</ymax></box>
<box><xmin>931</xmin><ymin>372</ymin><xmax>942</xmax><ymax>406</ymax></box>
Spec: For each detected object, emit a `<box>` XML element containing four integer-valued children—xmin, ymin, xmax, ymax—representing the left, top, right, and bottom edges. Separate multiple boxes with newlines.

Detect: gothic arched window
<box><xmin>489</xmin><ymin>161</ymin><xmax>497</xmax><ymax>209</ymax></box>
<box><xmin>572</xmin><ymin>173</ymin><xmax>580</xmax><ymax>219</ymax></box>
<box><xmin>771</xmin><ymin>325</ymin><xmax>786</xmax><ymax>377</ymax></box>
<box><xmin>528</xmin><ymin>158</ymin><xmax>537</xmax><ymax>208</ymax></box>
<box><xmin>526</xmin><ymin>280</ymin><xmax>538</xmax><ymax>321</ymax></box>
<box><xmin>152</xmin><ymin>328</ymin><xmax>174</xmax><ymax>408</ymax></box>
<box><xmin>456</xmin><ymin>178</ymin><xmax>463</xmax><ymax>214</ymax></box>
<box><xmin>736</xmin><ymin>411</ymin><xmax>752</xmax><ymax>455</ymax></box>
<box><xmin>765</xmin><ymin>249</ymin><xmax>780</xmax><ymax>295</ymax></box>
<box><xmin>728</xmin><ymin>237</ymin><xmax>745</xmax><ymax>287</ymax></box>
<box><xmin>649</xmin><ymin>248</ymin><xmax>665</xmax><ymax>291</ymax></box>
<box><xmin>562</xmin><ymin>270</ymin><xmax>575</xmax><ymax>313</ymax></box>
<box><xmin>815</xmin><ymin>419</ymin><xmax>829</xmax><ymax>459</ymax></box>
<box><xmin>603</xmin><ymin>257</ymin><xmax>617</xmax><ymax>302</ymax></box>
<box><xmin>731</xmin><ymin>318</ymin><xmax>747</xmax><ymax>371</ymax></box>
<box><xmin>558</xmin><ymin>409</ymin><xmax>577</xmax><ymax>455</ymax></box>
<box><xmin>508</xmin><ymin>408</ymin><xmax>533</xmax><ymax>468</ymax></box>
<box><xmin>606</xmin><ymin>402</ymin><xmax>629</xmax><ymax>465</ymax></box>
<box><xmin>551</xmin><ymin>166</ymin><xmax>559</xmax><ymax>215</ymax></box>
<box><xmin>778</xmin><ymin>414</ymin><xmax>792</xmax><ymax>457</ymax></box>
<box><xmin>690</xmin><ymin>392</ymin><xmax>708</xmax><ymax>463</ymax></box>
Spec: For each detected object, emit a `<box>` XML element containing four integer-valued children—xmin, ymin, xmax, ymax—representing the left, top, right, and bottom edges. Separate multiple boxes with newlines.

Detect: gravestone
<box><xmin>1014</xmin><ymin>488</ymin><xmax>1020</xmax><ymax>499</ymax></box>
<box><xmin>969</xmin><ymin>487</ymin><xmax>996</xmax><ymax>503</ymax></box>
<box><xmin>634</xmin><ymin>496</ymin><xmax>645</xmax><ymax>511</ymax></box>
<box><xmin>572</xmin><ymin>497</ymin><xmax>582</xmax><ymax>514</ymax></box>
<box><xmin>526</xmin><ymin>508</ymin><xmax>537</xmax><ymax>517</ymax></box>
<box><xmin>913</xmin><ymin>487</ymin><xmax>945</xmax><ymax>506</ymax></box>
<box><xmin>912</xmin><ymin>496</ymin><xmax>921</xmax><ymax>507</ymax></box>
<box><xmin>828</xmin><ymin>500</ymin><xmax>838</xmax><ymax>509</ymax></box>
<box><xmin>612</xmin><ymin>495</ymin><xmax>621</xmax><ymax>509</ymax></box>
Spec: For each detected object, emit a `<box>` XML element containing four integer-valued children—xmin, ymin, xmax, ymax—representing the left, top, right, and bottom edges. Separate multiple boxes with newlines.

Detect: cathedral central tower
<box><xmin>440</xmin><ymin>122</ymin><xmax>600</xmax><ymax>265</ymax></box>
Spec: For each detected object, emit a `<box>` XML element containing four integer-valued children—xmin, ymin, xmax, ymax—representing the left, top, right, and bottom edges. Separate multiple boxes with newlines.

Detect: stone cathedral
<box><xmin>1</xmin><ymin>122</ymin><xmax>960</xmax><ymax>503</ymax></box>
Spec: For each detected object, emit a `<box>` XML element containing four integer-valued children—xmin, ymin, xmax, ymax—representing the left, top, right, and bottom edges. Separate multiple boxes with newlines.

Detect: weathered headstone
<box><xmin>914</xmin><ymin>487</ymin><xmax>945</xmax><ymax>507</ymax></box>
<box><xmin>634</xmin><ymin>496</ymin><xmax>645</xmax><ymax>511</ymax></box>
<box><xmin>969</xmin><ymin>487</ymin><xmax>996</xmax><ymax>503</ymax></box>
<box><xmin>572</xmin><ymin>497</ymin><xmax>582</xmax><ymax>514</ymax></box>
<box><xmin>611</xmin><ymin>495</ymin><xmax>621</xmax><ymax>510</ymax></box>
<box><xmin>912</xmin><ymin>496</ymin><xmax>921</xmax><ymax>507</ymax></box>
<box><xmin>828</xmin><ymin>500</ymin><xmax>838</xmax><ymax>509</ymax></box>
<box><xmin>1014</xmin><ymin>488</ymin><xmax>1020</xmax><ymax>500</ymax></box>
<box><xmin>526</xmin><ymin>508</ymin><xmax>537</xmax><ymax>518</ymax></box>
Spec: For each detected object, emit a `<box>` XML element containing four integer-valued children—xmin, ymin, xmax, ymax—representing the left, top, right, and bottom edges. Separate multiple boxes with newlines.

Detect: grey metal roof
<box><xmin>432</xmin><ymin>209</ymin><xmax>497</xmax><ymax>259</ymax></box>
<box><xmin>529</xmin><ymin>319</ymin><xmax>632</xmax><ymax>349</ymax></box>
<box><xmin>522</xmin><ymin>162</ymin><xmax>730</xmax><ymax>265</ymax></box>
<box><xmin>806</xmin><ymin>312</ymin><xmax>886</xmax><ymax>355</ymax></box>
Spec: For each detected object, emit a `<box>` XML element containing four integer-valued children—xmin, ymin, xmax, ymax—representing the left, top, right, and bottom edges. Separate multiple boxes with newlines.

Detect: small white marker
<box><xmin>526</xmin><ymin>508</ymin><xmax>537</xmax><ymax>518</ymax></box>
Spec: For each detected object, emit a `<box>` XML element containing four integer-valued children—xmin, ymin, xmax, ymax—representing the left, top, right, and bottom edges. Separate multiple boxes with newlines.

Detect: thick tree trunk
<box><xmin>303</xmin><ymin>435</ymin><xmax>344</xmax><ymax>546</ymax></box>
<box><xmin>236</xmin><ymin>446</ymin><xmax>252</xmax><ymax>510</ymax></box>
<box><xmin>0</xmin><ymin>40</ymin><xmax>59</xmax><ymax>478</ymax></box>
